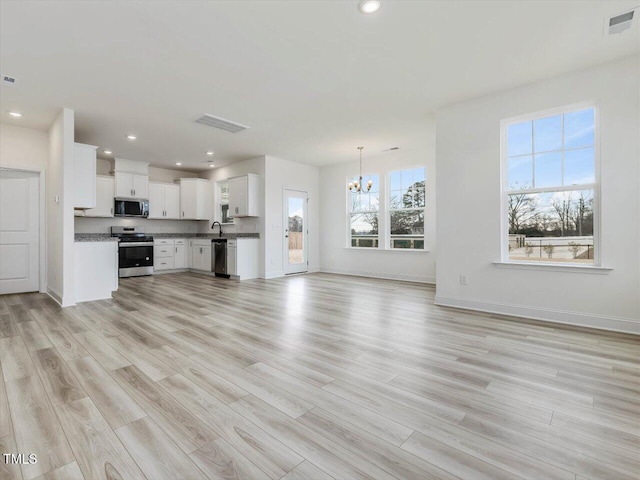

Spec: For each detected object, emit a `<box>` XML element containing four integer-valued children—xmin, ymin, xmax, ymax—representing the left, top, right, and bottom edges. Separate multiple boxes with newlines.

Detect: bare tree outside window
<box><xmin>504</xmin><ymin>106</ymin><xmax>597</xmax><ymax>264</ymax></box>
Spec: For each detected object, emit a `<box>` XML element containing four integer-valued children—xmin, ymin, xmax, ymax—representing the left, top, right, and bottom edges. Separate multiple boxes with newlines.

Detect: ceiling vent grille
<box><xmin>195</xmin><ymin>114</ymin><xmax>249</xmax><ymax>133</ymax></box>
<box><xmin>605</xmin><ymin>9</ymin><xmax>636</xmax><ymax>35</ymax></box>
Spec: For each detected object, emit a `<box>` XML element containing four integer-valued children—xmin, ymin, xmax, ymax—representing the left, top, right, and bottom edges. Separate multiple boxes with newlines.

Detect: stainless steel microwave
<box><xmin>114</xmin><ymin>198</ymin><xmax>149</xmax><ymax>217</ymax></box>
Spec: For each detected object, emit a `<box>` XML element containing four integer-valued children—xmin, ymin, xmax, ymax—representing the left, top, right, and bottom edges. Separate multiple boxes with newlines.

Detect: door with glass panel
<box><xmin>284</xmin><ymin>189</ymin><xmax>308</xmax><ymax>274</ymax></box>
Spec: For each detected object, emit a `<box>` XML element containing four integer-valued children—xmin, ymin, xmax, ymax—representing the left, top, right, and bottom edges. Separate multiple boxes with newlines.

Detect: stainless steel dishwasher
<box><xmin>211</xmin><ymin>238</ymin><xmax>229</xmax><ymax>278</ymax></box>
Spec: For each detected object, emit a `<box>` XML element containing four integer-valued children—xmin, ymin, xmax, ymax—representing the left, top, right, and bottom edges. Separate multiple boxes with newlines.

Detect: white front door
<box><xmin>0</xmin><ymin>169</ymin><xmax>40</xmax><ymax>294</ymax></box>
<box><xmin>284</xmin><ymin>189</ymin><xmax>308</xmax><ymax>275</ymax></box>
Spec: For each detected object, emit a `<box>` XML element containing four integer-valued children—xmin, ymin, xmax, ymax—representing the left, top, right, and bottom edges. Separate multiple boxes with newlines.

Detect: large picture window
<box><xmin>503</xmin><ymin>104</ymin><xmax>598</xmax><ymax>264</ymax></box>
<box><xmin>389</xmin><ymin>167</ymin><xmax>426</xmax><ymax>249</ymax></box>
<box><xmin>348</xmin><ymin>174</ymin><xmax>379</xmax><ymax>248</ymax></box>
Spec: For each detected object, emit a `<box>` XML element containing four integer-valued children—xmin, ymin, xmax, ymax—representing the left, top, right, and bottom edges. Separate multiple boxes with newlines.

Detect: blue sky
<box><xmin>507</xmin><ymin>108</ymin><xmax>594</xmax><ymax>189</ymax></box>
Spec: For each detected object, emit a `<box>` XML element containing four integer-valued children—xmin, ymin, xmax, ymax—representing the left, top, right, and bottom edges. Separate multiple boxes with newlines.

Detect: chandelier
<box><xmin>348</xmin><ymin>146</ymin><xmax>372</xmax><ymax>193</ymax></box>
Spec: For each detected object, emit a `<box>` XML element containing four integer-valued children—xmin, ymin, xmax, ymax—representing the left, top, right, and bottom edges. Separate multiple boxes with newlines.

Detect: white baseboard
<box><xmin>263</xmin><ymin>270</ymin><xmax>285</xmax><ymax>279</ymax></box>
<box><xmin>46</xmin><ymin>288</ymin><xmax>63</xmax><ymax>307</ymax></box>
<box><xmin>320</xmin><ymin>266</ymin><xmax>436</xmax><ymax>284</ymax></box>
<box><xmin>434</xmin><ymin>294</ymin><xmax>640</xmax><ymax>335</ymax></box>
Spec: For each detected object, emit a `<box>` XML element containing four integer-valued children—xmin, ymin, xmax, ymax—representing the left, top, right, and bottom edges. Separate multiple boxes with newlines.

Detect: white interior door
<box><xmin>284</xmin><ymin>189</ymin><xmax>308</xmax><ymax>275</ymax></box>
<box><xmin>0</xmin><ymin>170</ymin><xmax>39</xmax><ymax>294</ymax></box>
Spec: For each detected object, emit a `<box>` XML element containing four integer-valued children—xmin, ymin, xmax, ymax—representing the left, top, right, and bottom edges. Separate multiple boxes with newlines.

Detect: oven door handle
<box><xmin>119</xmin><ymin>242</ymin><xmax>154</xmax><ymax>247</ymax></box>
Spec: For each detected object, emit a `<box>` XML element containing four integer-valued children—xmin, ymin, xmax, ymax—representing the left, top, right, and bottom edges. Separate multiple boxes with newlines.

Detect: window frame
<box><xmin>386</xmin><ymin>166</ymin><xmax>427</xmax><ymax>250</ymax></box>
<box><xmin>499</xmin><ymin>101</ymin><xmax>601</xmax><ymax>266</ymax></box>
<box><xmin>346</xmin><ymin>173</ymin><xmax>380</xmax><ymax>249</ymax></box>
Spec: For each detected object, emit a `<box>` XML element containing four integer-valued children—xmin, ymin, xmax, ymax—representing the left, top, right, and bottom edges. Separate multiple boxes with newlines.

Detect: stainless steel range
<box><xmin>111</xmin><ymin>226</ymin><xmax>154</xmax><ymax>278</ymax></box>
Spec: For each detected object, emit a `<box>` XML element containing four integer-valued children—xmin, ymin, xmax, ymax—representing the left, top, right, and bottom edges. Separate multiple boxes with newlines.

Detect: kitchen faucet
<box><xmin>211</xmin><ymin>221</ymin><xmax>223</xmax><ymax>237</ymax></box>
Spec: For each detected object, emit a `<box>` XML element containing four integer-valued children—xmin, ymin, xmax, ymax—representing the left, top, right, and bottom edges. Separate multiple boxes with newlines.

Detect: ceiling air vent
<box><xmin>195</xmin><ymin>114</ymin><xmax>249</xmax><ymax>133</ymax></box>
<box><xmin>2</xmin><ymin>75</ymin><xmax>17</xmax><ymax>86</ymax></box>
<box><xmin>605</xmin><ymin>9</ymin><xmax>636</xmax><ymax>35</ymax></box>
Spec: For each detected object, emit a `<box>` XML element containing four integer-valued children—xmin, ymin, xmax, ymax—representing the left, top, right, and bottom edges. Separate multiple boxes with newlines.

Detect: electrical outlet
<box><xmin>459</xmin><ymin>275</ymin><xmax>468</xmax><ymax>285</ymax></box>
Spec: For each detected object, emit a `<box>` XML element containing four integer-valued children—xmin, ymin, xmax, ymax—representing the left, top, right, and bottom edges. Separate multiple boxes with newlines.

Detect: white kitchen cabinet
<box><xmin>175</xmin><ymin>239</ymin><xmax>188</xmax><ymax>269</ymax></box>
<box><xmin>180</xmin><ymin>178</ymin><xmax>212</xmax><ymax>220</ymax></box>
<box><xmin>115</xmin><ymin>171</ymin><xmax>149</xmax><ymax>199</ymax></box>
<box><xmin>153</xmin><ymin>238</ymin><xmax>188</xmax><ymax>271</ymax></box>
<box><xmin>227</xmin><ymin>238</ymin><xmax>259</xmax><ymax>280</ymax></box>
<box><xmin>190</xmin><ymin>239</ymin><xmax>212</xmax><ymax>272</ymax></box>
<box><xmin>149</xmin><ymin>182</ymin><xmax>180</xmax><ymax>219</ymax></box>
<box><xmin>228</xmin><ymin>174</ymin><xmax>259</xmax><ymax>217</ymax></box>
<box><xmin>84</xmin><ymin>176</ymin><xmax>114</xmax><ymax>217</ymax></box>
<box><xmin>74</xmin><ymin>143</ymin><xmax>98</xmax><ymax>209</ymax></box>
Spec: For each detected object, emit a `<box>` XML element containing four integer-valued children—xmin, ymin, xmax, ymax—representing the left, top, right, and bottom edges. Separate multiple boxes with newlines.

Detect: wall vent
<box><xmin>605</xmin><ymin>9</ymin><xmax>637</xmax><ymax>35</ymax></box>
<box><xmin>2</xmin><ymin>75</ymin><xmax>16</xmax><ymax>86</ymax></box>
<box><xmin>195</xmin><ymin>114</ymin><xmax>249</xmax><ymax>133</ymax></box>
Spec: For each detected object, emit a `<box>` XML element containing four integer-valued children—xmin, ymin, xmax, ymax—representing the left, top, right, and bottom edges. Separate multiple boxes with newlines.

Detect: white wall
<box><xmin>74</xmin><ymin>217</ymin><xmax>200</xmax><ymax>234</ymax></box>
<box><xmin>47</xmin><ymin>108</ymin><xmax>76</xmax><ymax>306</ymax></box>
<box><xmin>264</xmin><ymin>155</ymin><xmax>320</xmax><ymax>279</ymax></box>
<box><xmin>201</xmin><ymin>156</ymin><xmax>266</xmax><ymax>275</ymax></box>
<box><xmin>435</xmin><ymin>56</ymin><xmax>640</xmax><ymax>333</ymax></box>
<box><xmin>318</xmin><ymin>123</ymin><xmax>437</xmax><ymax>283</ymax></box>
<box><xmin>0</xmin><ymin>123</ymin><xmax>49</xmax><ymax>170</ymax></box>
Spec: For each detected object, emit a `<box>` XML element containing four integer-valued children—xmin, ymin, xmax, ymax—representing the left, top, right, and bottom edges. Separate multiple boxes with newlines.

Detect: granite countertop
<box><xmin>75</xmin><ymin>234</ymin><xmax>119</xmax><ymax>242</ymax></box>
<box><xmin>75</xmin><ymin>232</ymin><xmax>259</xmax><ymax>242</ymax></box>
<box><xmin>151</xmin><ymin>233</ymin><xmax>260</xmax><ymax>239</ymax></box>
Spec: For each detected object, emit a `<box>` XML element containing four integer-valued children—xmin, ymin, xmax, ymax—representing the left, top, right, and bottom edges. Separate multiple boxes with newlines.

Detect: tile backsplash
<box><xmin>75</xmin><ymin>216</ymin><xmax>202</xmax><ymax>234</ymax></box>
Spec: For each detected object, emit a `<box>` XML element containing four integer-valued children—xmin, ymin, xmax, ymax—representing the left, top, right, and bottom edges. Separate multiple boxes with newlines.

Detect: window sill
<box><xmin>493</xmin><ymin>261</ymin><xmax>612</xmax><ymax>274</ymax></box>
<box><xmin>344</xmin><ymin>247</ymin><xmax>431</xmax><ymax>253</ymax></box>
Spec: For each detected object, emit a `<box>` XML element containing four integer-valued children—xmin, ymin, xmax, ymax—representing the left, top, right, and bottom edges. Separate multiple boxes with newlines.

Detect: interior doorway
<box><xmin>0</xmin><ymin>169</ymin><xmax>40</xmax><ymax>294</ymax></box>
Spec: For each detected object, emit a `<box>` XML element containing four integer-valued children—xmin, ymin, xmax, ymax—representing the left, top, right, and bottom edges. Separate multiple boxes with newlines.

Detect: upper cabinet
<box><xmin>84</xmin><ymin>176</ymin><xmax>115</xmax><ymax>217</ymax></box>
<box><xmin>179</xmin><ymin>178</ymin><xmax>212</xmax><ymax>220</ymax></box>
<box><xmin>149</xmin><ymin>182</ymin><xmax>180</xmax><ymax>219</ymax></box>
<box><xmin>115</xmin><ymin>172</ymin><xmax>148</xmax><ymax>199</ymax></box>
<box><xmin>73</xmin><ymin>142</ymin><xmax>98</xmax><ymax>209</ymax></box>
<box><xmin>114</xmin><ymin>158</ymin><xmax>149</xmax><ymax>199</ymax></box>
<box><xmin>228</xmin><ymin>173</ymin><xmax>259</xmax><ymax>217</ymax></box>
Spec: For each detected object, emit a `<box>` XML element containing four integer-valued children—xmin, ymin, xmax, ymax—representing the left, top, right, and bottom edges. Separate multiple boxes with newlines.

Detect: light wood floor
<box><xmin>1</xmin><ymin>272</ymin><xmax>639</xmax><ymax>480</ymax></box>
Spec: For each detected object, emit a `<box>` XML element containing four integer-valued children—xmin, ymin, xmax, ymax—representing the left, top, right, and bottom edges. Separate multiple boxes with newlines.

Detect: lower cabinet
<box><xmin>154</xmin><ymin>238</ymin><xmax>187</xmax><ymax>272</ymax></box>
<box><xmin>228</xmin><ymin>238</ymin><xmax>259</xmax><ymax>280</ymax></box>
<box><xmin>190</xmin><ymin>239</ymin><xmax>212</xmax><ymax>272</ymax></box>
<box><xmin>175</xmin><ymin>240</ymin><xmax>188</xmax><ymax>269</ymax></box>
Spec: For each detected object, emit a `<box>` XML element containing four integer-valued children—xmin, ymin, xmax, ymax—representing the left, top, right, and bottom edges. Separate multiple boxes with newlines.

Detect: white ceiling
<box><xmin>1</xmin><ymin>0</ymin><xmax>638</xmax><ymax>170</ymax></box>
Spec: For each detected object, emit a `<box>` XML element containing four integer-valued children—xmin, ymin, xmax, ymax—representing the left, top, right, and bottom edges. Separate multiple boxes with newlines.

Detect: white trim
<box><xmin>387</xmin><ymin>166</ymin><xmax>426</xmax><ymax>250</ymax></box>
<box><xmin>500</xmin><ymin>101</ymin><xmax>601</xmax><ymax>266</ymax></box>
<box><xmin>0</xmin><ymin>164</ymin><xmax>47</xmax><ymax>294</ymax></box>
<box><xmin>344</xmin><ymin>247</ymin><xmax>430</xmax><ymax>253</ymax></box>
<box><xmin>346</xmin><ymin>172</ymin><xmax>380</xmax><ymax>248</ymax></box>
<box><xmin>47</xmin><ymin>287</ymin><xmax>62</xmax><ymax>306</ymax></box>
<box><xmin>263</xmin><ymin>270</ymin><xmax>285</xmax><ymax>279</ymax></box>
<box><xmin>321</xmin><ymin>266</ymin><xmax>435</xmax><ymax>284</ymax></box>
<box><xmin>434</xmin><ymin>294</ymin><xmax>639</xmax><ymax>335</ymax></box>
<box><xmin>493</xmin><ymin>261</ymin><xmax>611</xmax><ymax>274</ymax></box>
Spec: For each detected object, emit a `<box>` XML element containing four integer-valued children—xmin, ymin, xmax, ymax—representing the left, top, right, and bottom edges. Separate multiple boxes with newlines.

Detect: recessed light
<box><xmin>8</xmin><ymin>111</ymin><xmax>22</xmax><ymax>117</ymax></box>
<box><xmin>206</xmin><ymin>151</ymin><xmax>214</xmax><ymax>156</ymax></box>
<box><xmin>103</xmin><ymin>150</ymin><xmax>112</xmax><ymax>155</ymax></box>
<box><xmin>209</xmin><ymin>164</ymin><xmax>215</xmax><ymax>168</ymax></box>
<box><xmin>126</xmin><ymin>135</ymin><xmax>137</xmax><ymax>140</ymax></box>
<box><xmin>358</xmin><ymin>0</ymin><xmax>381</xmax><ymax>14</ymax></box>
<box><xmin>175</xmin><ymin>162</ymin><xmax>182</xmax><ymax>166</ymax></box>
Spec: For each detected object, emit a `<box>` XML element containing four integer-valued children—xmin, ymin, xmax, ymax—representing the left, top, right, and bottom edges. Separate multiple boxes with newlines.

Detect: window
<box><xmin>503</xmin><ymin>105</ymin><xmax>597</xmax><ymax>264</ymax></box>
<box><xmin>389</xmin><ymin>167</ymin><xmax>426</xmax><ymax>249</ymax></box>
<box><xmin>217</xmin><ymin>180</ymin><xmax>232</xmax><ymax>223</ymax></box>
<box><xmin>348</xmin><ymin>174</ymin><xmax>379</xmax><ymax>248</ymax></box>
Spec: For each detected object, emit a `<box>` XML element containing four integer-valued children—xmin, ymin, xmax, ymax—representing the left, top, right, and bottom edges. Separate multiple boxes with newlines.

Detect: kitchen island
<box><xmin>74</xmin><ymin>234</ymin><xmax>118</xmax><ymax>303</ymax></box>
